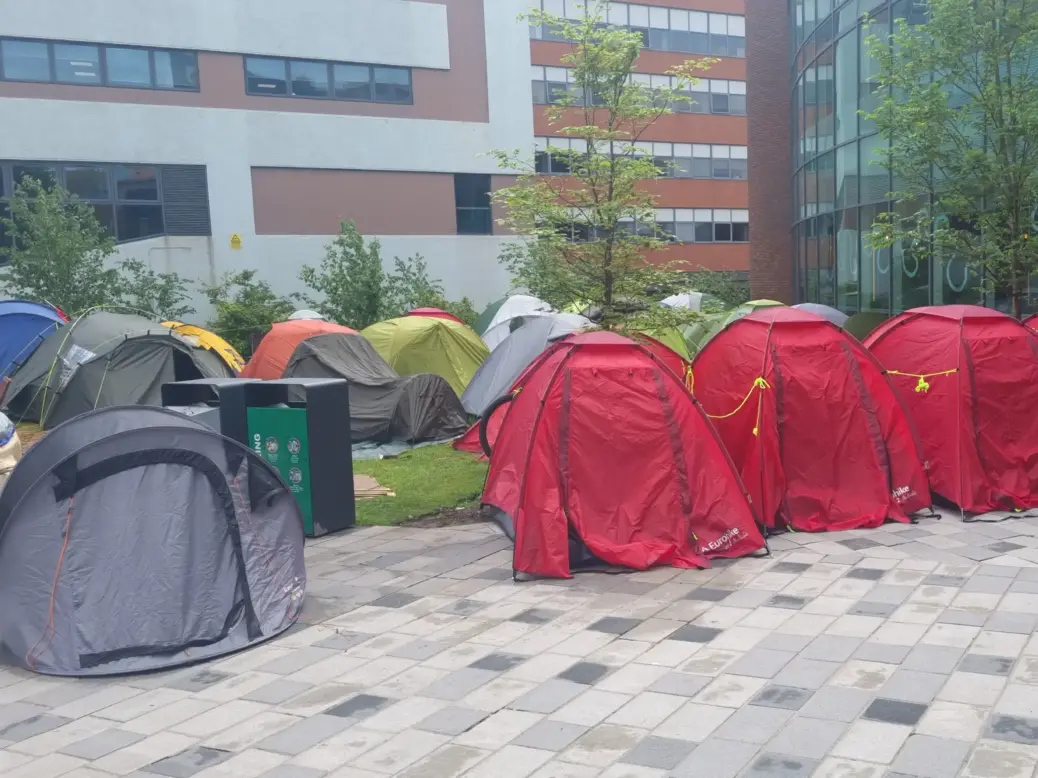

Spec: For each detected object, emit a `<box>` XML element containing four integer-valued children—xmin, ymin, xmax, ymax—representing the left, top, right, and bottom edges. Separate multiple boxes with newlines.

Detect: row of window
<box><xmin>530</xmin><ymin>1</ymin><xmax>746</xmax><ymax>58</ymax></box>
<box><xmin>0</xmin><ymin>37</ymin><xmax>414</xmax><ymax>106</ymax></box>
<box><xmin>563</xmin><ymin>208</ymin><xmax>749</xmax><ymax>244</ymax></box>
<box><xmin>0</xmin><ymin>37</ymin><xmax>198</xmax><ymax>91</ymax></box>
<box><xmin>244</xmin><ymin>57</ymin><xmax>412</xmax><ymax>105</ymax></box>
<box><xmin>0</xmin><ymin>162</ymin><xmax>170</xmax><ymax>248</ymax></box>
<box><xmin>535</xmin><ymin>138</ymin><xmax>749</xmax><ymax>180</ymax></box>
<box><xmin>531</xmin><ymin>67</ymin><xmax>747</xmax><ymax>115</ymax></box>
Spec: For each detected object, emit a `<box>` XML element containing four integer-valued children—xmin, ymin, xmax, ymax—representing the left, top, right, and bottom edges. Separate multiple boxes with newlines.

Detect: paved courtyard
<box><xmin>5</xmin><ymin>511</ymin><xmax>1038</xmax><ymax>778</ymax></box>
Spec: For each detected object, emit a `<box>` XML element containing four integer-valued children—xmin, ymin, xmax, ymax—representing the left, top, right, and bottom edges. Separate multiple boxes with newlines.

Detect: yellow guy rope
<box><xmin>687</xmin><ymin>367</ymin><xmax>771</xmax><ymax>435</ymax></box>
<box><xmin>887</xmin><ymin>368</ymin><xmax>958</xmax><ymax>393</ymax></box>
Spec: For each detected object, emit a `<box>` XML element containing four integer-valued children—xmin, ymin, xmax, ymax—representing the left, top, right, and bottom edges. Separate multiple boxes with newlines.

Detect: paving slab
<box><xmin>3</xmin><ymin>520</ymin><xmax>1038</xmax><ymax>776</ymax></box>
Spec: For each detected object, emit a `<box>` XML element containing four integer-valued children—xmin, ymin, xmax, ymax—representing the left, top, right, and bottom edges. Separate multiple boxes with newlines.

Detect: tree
<box><xmin>864</xmin><ymin>0</ymin><xmax>1038</xmax><ymax>317</ymax></box>
<box><xmin>299</xmin><ymin>221</ymin><xmax>479</xmax><ymax>327</ymax></box>
<box><xmin>119</xmin><ymin>258</ymin><xmax>195</xmax><ymax>321</ymax></box>
<box><xmin>204</xmin><ymin>270</ymin><xmax>294</xmax><ymax>357</ymax></box>
<box><xmin>492</xmin><ymin>1</ymin><xmax>716</xmax><ymax>330</ymax></box>
<box><xmin>0</xmin><ymin>176</ymin><xmax>121</xmax><ymax>313</ymax></box>
<box><xmin>298</xmin><ymin>221</ymin><xmax>385</xmax><ymax>329</ymax></box>
<box><xmin>685</xmin><ymin>268</ymin><xmax>751</xmax><ymax>308</ymax></box>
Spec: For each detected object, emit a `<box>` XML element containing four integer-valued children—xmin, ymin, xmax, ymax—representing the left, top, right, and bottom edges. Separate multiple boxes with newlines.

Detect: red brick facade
<box><xmin>746</xmin><ymin>0</ymin><xmax>794</xmax><ymax>301</ymax></box>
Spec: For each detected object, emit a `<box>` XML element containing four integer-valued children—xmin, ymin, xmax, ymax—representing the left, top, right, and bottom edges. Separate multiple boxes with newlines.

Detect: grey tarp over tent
<box><xmin>0</xmin><ymin>406</ymin><xmax>305</xmax><ymax>676</ymax></box>
<box><xmin>461</xmin><ymin>314</ymin><xmax>591</xmax><ymax>416</ymax></box>
<box><xmin>283</xmin><ymin>333</ymin><xmax>469</xmax><ymax>443</ymax></box>
<box><xmin>3</xmin><ymin>311</ymin><xmax>232</xmax><ymax>429</ymax></box>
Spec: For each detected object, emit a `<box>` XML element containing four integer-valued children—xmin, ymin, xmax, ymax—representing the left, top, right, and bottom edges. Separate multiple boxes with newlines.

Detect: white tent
<box><xmin>288</xmin><ymin>310</ymin><xmax>325</xmax><ymax>321</ymax></box>
<box><xmin>481</xmin><ymin>295</ymin><xmax>554</xmax><ymax>351</ymax></box>
<box><xmin>660</xmin><ymin>292</ymin><xmax>722</xmax><ymax>311</ymax></box>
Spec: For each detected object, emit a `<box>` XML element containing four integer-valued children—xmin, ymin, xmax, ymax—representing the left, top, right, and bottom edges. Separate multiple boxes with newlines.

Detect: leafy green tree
<box><xmin>864</xmin><ymin>0</ymin><xmax>1038</xmax><ymax>317</ymax></box>
<box><xmin>298</xmin><ymin>221</ymin><xmax>385</xmax><ymax>329</ymax></box>
<box><xmin>300</xmin><ymin>221</ymin><xmax>477</xmax><ymax>327</ymax></box>
<box><xmin>119</xmin><ymin>258</ymin><xmax>195</xmax><ymax>320</ymax></box>
<box><xmin>0</xmin><ymin>176</ymin><xmax>122</xmax><ymax>314</ymax></box>
<box><xmin>685</xmin><ymin>269</ymin><xmax>751</xmax><ymax>308</ymax></box>
<box><xmin>492</xmin><ymin>0</ymin><xmax>716</xmax><ymax>330</ymax></box>
<box><xmin>204</xmin><ymin>270</ymin><xmax>294</xmax><ymax>357</ymax></box>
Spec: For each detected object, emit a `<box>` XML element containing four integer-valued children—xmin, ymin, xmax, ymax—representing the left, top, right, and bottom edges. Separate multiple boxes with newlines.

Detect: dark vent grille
<box><xmin>160</xmin><ymin>165</ymin><xmax>211</xmax><ymax>236</ymax></box>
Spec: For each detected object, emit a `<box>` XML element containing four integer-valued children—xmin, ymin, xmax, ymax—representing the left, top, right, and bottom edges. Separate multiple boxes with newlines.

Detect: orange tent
<box><xmin>241</xmin><ymin>320</ymin><xmax>357</xmax><ymax>379</ymax></box>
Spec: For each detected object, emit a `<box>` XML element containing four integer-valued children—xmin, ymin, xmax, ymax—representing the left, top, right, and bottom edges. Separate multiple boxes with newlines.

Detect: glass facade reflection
<box><xmin>790</xmin><ymin>0</ymin><xmax>1034</xmax><ymax>314</ymax></box>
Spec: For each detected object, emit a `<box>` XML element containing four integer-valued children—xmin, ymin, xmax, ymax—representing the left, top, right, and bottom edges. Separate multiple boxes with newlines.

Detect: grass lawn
<box><xmin>353</xmin><ymin>444</ymin><xmax>488</xmax><ymax>526</ymax></box>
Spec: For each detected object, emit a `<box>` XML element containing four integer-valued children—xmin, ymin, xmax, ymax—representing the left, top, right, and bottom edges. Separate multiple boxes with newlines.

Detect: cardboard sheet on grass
<box><xmin>355</xmin><ymin>474</ymin><xmax>393</xmax><ymax>499</ymax></box>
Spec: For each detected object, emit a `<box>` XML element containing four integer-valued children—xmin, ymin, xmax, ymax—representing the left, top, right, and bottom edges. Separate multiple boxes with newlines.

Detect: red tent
<box><xmin>454</xmin><ymin>330</ymin><xmax>689</xmax><ymax>456</ymax></box>
<box><xmin>866</xmin><ymin>305</ymin><xmax>1038</xmax><ymax>513</ymax></box>
<box><xmin>481</xmin><ymin>331</ymin><xmax>766</xmax><ymax>578</ymax></box>
<box><xmin>1024</xmin><ymin>314</ymin><xmax>1038</xmax><ymax>330</ymax></box>
<box><xmin>406</xmin><ymin>307</ymin><xmax>465</xmax><ymax>325</ymax></box>
<box><xmin>693</xmin><ymin>308</ymin><xmax>930</xmax><ymax>532</ymax></box>
<box><xmin>241</xmin><ymin>320</ymin><xmax>357</xmax><ymax>379</ymax></box>
<box><xmin>632</xmin><ymin>333</ymin><xmax>690</xmax><ymax>378</ymax></box>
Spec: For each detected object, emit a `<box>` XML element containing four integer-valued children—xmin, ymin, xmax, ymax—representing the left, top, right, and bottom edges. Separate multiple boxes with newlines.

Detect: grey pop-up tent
<box><xmin>3</xmin><ymin>311</ymin><xmax>232</xmax><ymax>429</ymax></box>
<box><xmin>283</xmin><ymin>332</ymin><xmax>469</xmax><ymax>442</ymax></box>
<box><xmin>461</xmin><ymin>313</ymin><xmax>592</xmax><ymax>416</ymax></box>
<box><xmin>0</xmin><ymin>406</ymin><xmax>305</xmax><ymax>676</ymax></box>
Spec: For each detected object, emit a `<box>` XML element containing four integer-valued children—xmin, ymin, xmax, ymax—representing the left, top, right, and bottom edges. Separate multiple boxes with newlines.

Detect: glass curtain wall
<box><xmin>790</xmin><ymin>0</ymin><xmax>1004</xmax><ymax>314</ymax></box>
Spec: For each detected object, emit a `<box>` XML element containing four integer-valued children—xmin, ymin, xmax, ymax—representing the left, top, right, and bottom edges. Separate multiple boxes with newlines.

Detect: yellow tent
<box><xmin>164</xmin><ymin>322</ymin><xmax>246</xmax><ymax>374</ymax></box>
<box><xmin>361</xmin><ymin>316</ymin><xmax>489</xmax><ymax>396</ymax></box>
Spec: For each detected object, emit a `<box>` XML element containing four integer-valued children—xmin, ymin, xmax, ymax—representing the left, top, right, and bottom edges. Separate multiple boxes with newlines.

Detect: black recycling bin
<box><xmin>160</xmin><ymin>377</ymin><xmax>257</xmax><ymax>443</ymax></box>
<box><xmin>243</xmin><ymin>378</ymin><xmax>355</xmax><ymax>537</ymax></box>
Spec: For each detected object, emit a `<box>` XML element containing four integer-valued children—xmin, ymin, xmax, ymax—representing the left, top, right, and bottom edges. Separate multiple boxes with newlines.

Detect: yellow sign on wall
<box><xmin>230</xmin><ymin>233</ymin><xmax>243</xmax><ymax>250</ymax></box>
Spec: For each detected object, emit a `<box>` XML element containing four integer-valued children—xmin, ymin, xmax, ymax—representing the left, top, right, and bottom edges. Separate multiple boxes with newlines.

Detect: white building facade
<box><xmin>0</xmin><ymin>0</ymin><xmax>534</xmax><ymax>315</ymax></box>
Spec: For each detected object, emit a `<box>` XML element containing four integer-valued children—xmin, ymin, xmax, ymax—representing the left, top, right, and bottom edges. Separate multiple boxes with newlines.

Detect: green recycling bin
<box><xmin>243</xmin><ymin>378</ymin><xmax>355</xmax><ymax>537</ymax></box>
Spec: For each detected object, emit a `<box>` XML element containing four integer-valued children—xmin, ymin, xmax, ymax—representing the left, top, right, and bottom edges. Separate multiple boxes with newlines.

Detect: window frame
<box><xmin>0</xmin><ymin>160</ymin><xmax>168</xmax><ymax>248</ymax></box>
<box><xmin>528</xmin><ymin>4</ymin><xmax>746</xmax><ymax>58</ymax></box>
<box><xmin>0</xmin><ymin>37</ymin><xmax>199</xmax><ymax>92</ymax></box>
<box><xmin>243</xmin><ymin>55</ymin><xmax>413</xmax><ymax>106</ymax></box>
<box><xmin>454</xmin><ymin>173</ymin><xmax>493</xmax><ymax>236</ymax></box>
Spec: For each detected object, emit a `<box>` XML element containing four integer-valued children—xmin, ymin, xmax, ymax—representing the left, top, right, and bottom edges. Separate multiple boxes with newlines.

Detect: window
<box><xmin>0</xmin><ymin>161</ymin><xmax>213</xmax><ymax>255</ymax></box>
<box><xmin>153</xmin><ymin>50</ymin><xmax>198</xmax><ymax>90</ymax></box>
<box><xmin>290</xmin><ymin>60</ymin><xmax>329</xmax><ymax>98</ymax></box>
<box><xmin>0</xmin><ymin>38</ymin><xmax>198</xmax><ymax>91</ymax></box>
<box><xmin>245</xmin><ymin>57</ymin><xmax>288</xmax><ymax>95</ymax></box>
<box><xmin>671</xmin><ymin>209</ymin><xmax>750</xmax><ymax>243</ymax></box>
<box><xmin>455</xmin><ymin>174</ymin><xmax>492</xmax><ymax>235</ymax></box>
<box><xmin>12</xmin><ymin>164</ymin><xmax>58</xmax><ymax>190</ymax></box>
<box><xmin>114</xmin><ymin>166</ymin><xmax>159</xmax><ymax>201</ymax></box>
<box><xmin>0</xmin><ymin>40</ymin><xmax>50</xmax><ymax>81</ymax></box>
<box><xmin>529</xmin><ymin>3</ymin><xmax>746</xmax><ymax>58</ymax></box>
<box><xmin>245</xmin><ymin>57</ymin><xmax>412</xmax><ymax>104</ymax></box>
<box><xmin>53</xmin><ymin>43</ymin><xmax>101</xmax><ymax>85</ymax></box>
<box><xmin>335</xmin><ymin>64</ymin><xmax>371</xmax><ymax>101</ymax></box>
<box><xmin>106</xmin><ymin>47</ymin><xmax>152</xmax><ymax>88</ymax></box>
<box><xmin>373</xmin><ymin>66</ymin><xmax>411</xmax><ymax>103</ymax></box>
<box><xmin>532</xmin><ymin>67</ymin><xmax>745</xmax><ymax>116</ymax></box>
<box><xmin>534</xmin><ymin>138</ymin><xmax>748</xmax><ymax>181</ymax></box>
<box><xmin>64</xmin><ymin>166</ymin><xmax>109</xmax><ymax>200</ymax></box>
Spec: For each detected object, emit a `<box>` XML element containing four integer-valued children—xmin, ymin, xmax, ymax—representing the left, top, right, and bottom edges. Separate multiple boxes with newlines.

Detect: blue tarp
<box><xmin>0</xmin><ymin>301</ymin><xmax>64</xmax><ymax>379</ymax></box>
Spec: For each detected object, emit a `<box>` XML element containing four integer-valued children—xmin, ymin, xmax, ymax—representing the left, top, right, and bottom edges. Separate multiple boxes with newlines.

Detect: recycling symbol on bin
<box><xmin>264</xmin><ymin>437</ymin><xmax>279</xmax><ymax>456</ymax></box>
<box><xmin>287</xmin><ymin>438</ymin><xmax>301</xmax><ymax>456</ymax></box>
<box><xmin>288</xmin><ymin>467</ymin><xmax>303</xmax><ymax>485</ymax></box>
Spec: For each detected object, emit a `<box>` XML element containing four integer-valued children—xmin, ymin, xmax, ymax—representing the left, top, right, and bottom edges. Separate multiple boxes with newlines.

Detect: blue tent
<box><xmin>0</xmin><ymin>301</ymin><xmax>65</xmax><ymax>379</ymax></box>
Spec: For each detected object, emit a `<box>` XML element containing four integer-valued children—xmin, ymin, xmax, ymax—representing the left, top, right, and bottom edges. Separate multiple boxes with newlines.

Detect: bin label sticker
<box><xmin>288</xmin><ymin>467</ymin><xmax>303</xmax><ymax>486</ymax></box>
<box><xmin>287</xmin><ymin>438</ymin><xmax>301</xmax><ymax>456</ymax></box>
<box><xmin>264</xmin><ymin>437</ymin><xmax>279</xmax><ymax>457</ymax></box>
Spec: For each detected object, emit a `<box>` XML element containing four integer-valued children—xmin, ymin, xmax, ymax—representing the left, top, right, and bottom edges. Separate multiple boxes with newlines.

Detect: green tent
<box><xmin>685</xmin><ymin>299</ymin><xmax>786</xmax><ymax>354</ymax></box>
<box><xmin>638</xmin><ymin>326</ymin><xmax>692</xmax><ymax>360</ymax></box>
<box><xmin>842</xmin><ymin>311</ymin><xmax>890</xmax><ymax>341</ymax></box>
<box><xmin>361</xmin><ymin>316</ymin><xmax>489</xmax><ymax>396</ymax></box>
